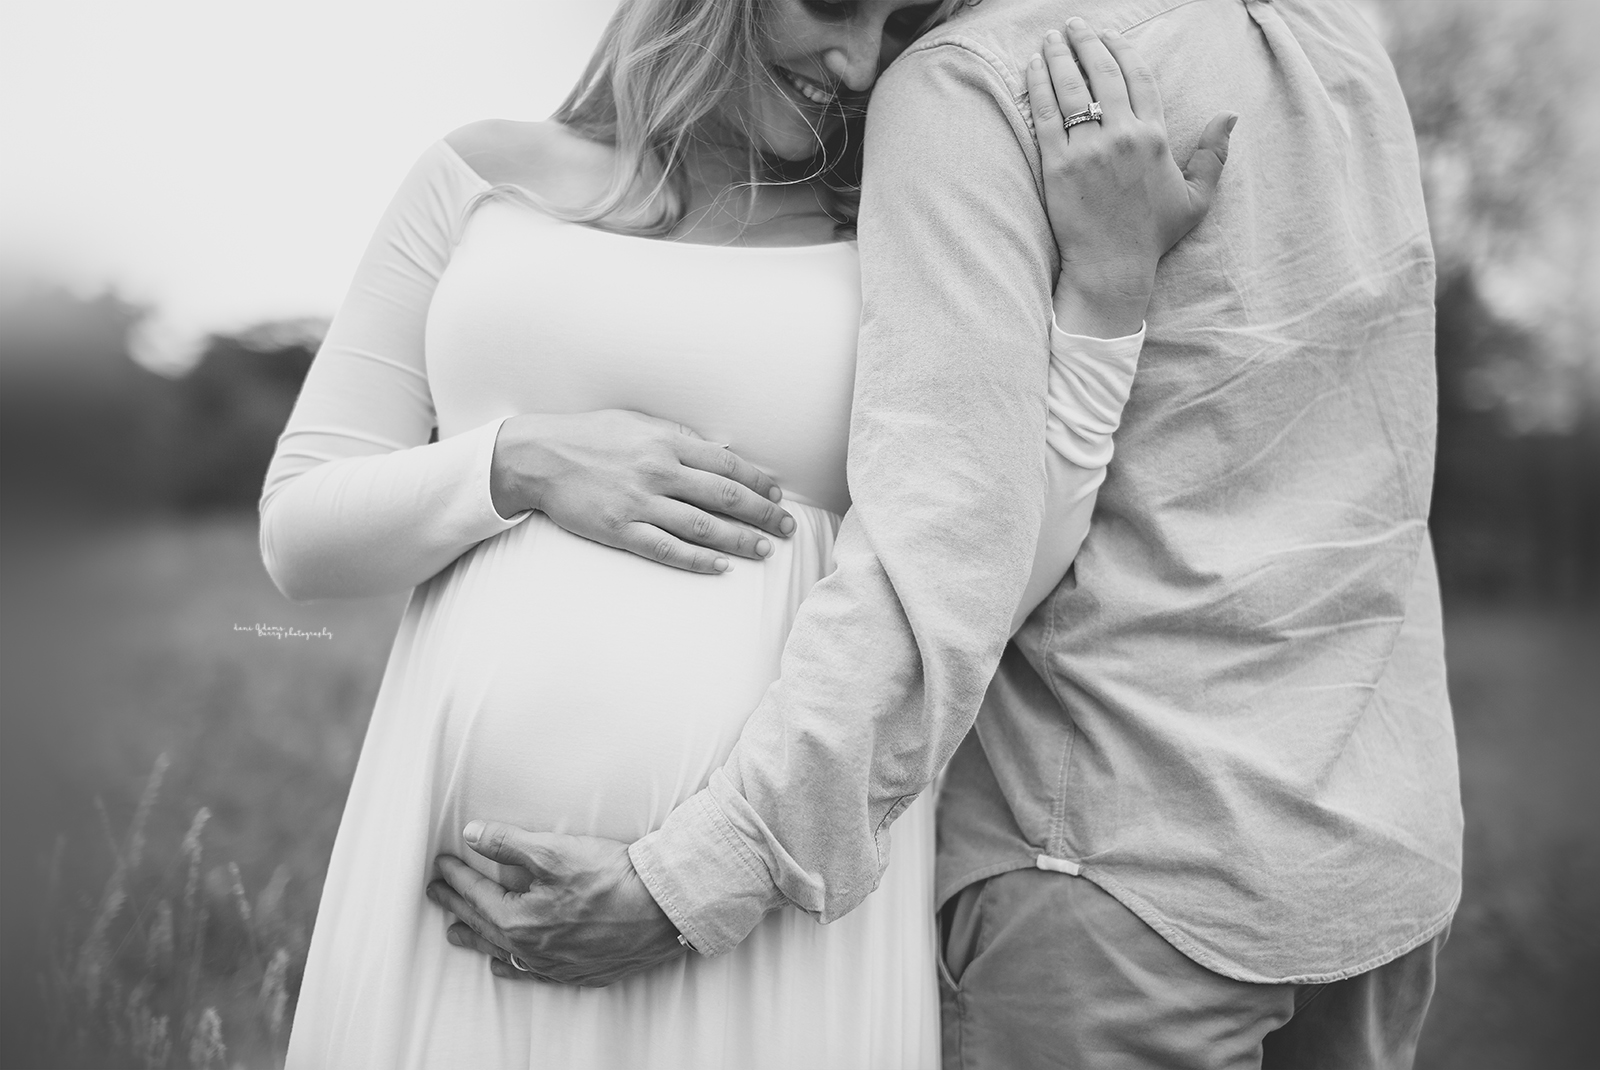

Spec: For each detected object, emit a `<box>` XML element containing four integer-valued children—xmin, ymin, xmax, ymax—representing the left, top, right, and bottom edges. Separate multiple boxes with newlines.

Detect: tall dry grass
<box><xmin>42</xmin><ymin>754</ymin><xmax>306</xmax><ymax>1070</ymax></box>
<box><xmin>9</xmin><ymin>521</ymin><xmax>1597</xmax><ymax>1068</ymax></box>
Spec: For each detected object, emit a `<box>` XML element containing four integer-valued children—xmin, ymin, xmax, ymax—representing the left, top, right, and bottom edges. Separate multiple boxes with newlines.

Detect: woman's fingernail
<box><xmin>714</xmin><ymin>557</ymin><xmax>731</xmax><ymax>573</ymax></box>
<box><xmin>779</xmin><ymin>517</ymin><xmax>796</xmax><ymax>535</ymax></box>
<box><xmin>447</xmin><ymin>930</ymin><xmax>461</xmax><ymax>947</ymax></box>
<box><xmin>756</xmin><ymin>538</ymin><xmax>772</xmax><ymax>557</ymax></box>
<box><xmin>767</xmin><ymin>486</ymin><xmax>783</xmax><ymax>502</ymax></box>
<box><xmin>463</xmin><ymin>820</ymin><xmax>484</xmax><ymax>844</ymax></box>
<box><xmin>1045</xmin><ymin>29</ymin><xmax>1062</xmax><ymax>44</ymax></box>
<box><xmin>1226</xmin><ymin>113</ymin><xmax>1240</xmax><ymax>132</ymax></box>
<box><xmin>1029</xmin><ymin>53</ymin><xmax>1043</xmax><ymax>70</ymax></box>
<box><xmin>1067</xmin><ymin>17</ymin><xmax>1087</xmax><ymax>31</ymax></box>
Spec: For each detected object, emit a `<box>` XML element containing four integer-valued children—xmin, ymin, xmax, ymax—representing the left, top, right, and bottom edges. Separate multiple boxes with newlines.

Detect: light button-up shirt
<box><xmin>631</xmin><ymin>0</ymin><xmax>1462</xmax><ymax>985</ymax></box>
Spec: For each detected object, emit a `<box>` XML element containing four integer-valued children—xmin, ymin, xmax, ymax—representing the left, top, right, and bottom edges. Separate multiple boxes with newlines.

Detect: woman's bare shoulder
<box><xmin>444</xmin><ymin>119</ymin><xmax>612</xmax><ymax>203</ymax></box>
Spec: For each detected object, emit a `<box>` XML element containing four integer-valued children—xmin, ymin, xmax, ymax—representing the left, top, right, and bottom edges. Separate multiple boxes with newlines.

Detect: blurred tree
<box><xmin>0</xmin><ymin>288</ymin><xmax>322</xmax><ymax>518</ymax></box>
<box><xmin>0</xmin><ymin>287</ymin><xmax>178</xmax><ymax>514</ymax></box>
<box><xmin>1373</xmin><ymin>0</ymin><xmax>1600</xmax><ymax>602</ymax></box>
<box><xmin>1383</xmin><ymin>0</ymin><xmax>1600</xmax><ymax>434</ymax></box>
<box><xmin>171</xmin><ymin>323</ymin><xmax>320</xmax><ymax>511</ymax></box>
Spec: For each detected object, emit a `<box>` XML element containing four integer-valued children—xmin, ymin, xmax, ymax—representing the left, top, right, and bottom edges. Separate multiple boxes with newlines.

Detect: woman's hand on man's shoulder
<box><xmin>1029</xmin><ymin>19</ymin><xmax>1236</xmax><ymax>338</ymax></box>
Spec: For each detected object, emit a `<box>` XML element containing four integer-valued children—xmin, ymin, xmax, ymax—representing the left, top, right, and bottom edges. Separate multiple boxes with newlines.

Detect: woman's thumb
<box><xmin>1182</xmin><ymin>112</ymin><xmax>1238</xmax><ymax>215</ymax></box>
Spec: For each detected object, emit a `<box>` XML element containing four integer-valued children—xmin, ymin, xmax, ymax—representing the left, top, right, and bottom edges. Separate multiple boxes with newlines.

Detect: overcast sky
<box><xmin>0</xmin><ymin>1</ymin><xmax>616</xmax><ymax>370</ymax></box>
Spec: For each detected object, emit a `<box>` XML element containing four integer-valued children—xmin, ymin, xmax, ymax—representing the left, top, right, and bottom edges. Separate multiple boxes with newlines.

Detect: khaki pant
<box><xmin>939</xmin><ymin>869</ymin><xmax>1446</xmax><ymax>1070</ymax></box>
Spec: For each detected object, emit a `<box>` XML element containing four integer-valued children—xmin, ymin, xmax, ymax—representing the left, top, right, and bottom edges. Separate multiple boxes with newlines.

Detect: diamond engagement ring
<box><xmin>1062</xmin><ymin>100</ymin><xmax>1103</xmax><ymax>132</ymax></box>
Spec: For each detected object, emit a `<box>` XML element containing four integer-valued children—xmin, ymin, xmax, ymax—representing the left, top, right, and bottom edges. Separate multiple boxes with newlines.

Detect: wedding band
<box><xmin>509</xmin><ymin>953</ymin><xmax>533</xmax><ymax>972</ymax></box>
<box><xmin>1062</xmin><ymin>101</ymin><xmax>1103</xmax><ymax>132</ymax></box>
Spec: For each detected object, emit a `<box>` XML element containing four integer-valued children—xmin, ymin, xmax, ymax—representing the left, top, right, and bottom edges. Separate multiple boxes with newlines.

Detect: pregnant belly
<box><xmin>413</xmin><ymin>509</ymin><xmax>837</xmax><ymax>858</ymax></box>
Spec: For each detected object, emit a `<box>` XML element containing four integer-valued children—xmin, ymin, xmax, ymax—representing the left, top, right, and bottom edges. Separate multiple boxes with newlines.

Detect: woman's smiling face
<box><xmin>748</xmin><ymin>0</ymin><xmax>943</xmax><ymax>160</ymax></box>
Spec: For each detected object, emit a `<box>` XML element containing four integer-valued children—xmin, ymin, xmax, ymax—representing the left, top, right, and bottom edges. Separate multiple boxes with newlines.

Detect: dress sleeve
<box><xmin>1010</xmin><ymin>321</ymin><xmax>1144</xmax><ymax>633</ymax></box>
<box><xmin>258</xmin><ymin>142</ymin><xmax>529</xmax><ymax>602</ymax></box>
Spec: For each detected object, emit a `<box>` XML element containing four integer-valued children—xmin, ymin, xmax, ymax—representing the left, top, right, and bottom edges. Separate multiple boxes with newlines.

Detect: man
<box><xmin>437</xmin><ymin>1</ymin><xmax>1461</xmax><ymax>1065</ymax></box>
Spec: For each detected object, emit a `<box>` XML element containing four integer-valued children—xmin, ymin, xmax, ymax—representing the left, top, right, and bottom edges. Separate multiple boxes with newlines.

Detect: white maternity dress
<box><xmin>263</xmin><ymin>140</ymin><xmax>1140</xmax><ymax>1070</ymax></box>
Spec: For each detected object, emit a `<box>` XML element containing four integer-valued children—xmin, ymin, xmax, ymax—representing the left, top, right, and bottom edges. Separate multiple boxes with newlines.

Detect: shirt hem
<box><xmin>942</xmin><ymin>847</ymin><xmax>1460</xmax><ymax>984</ymax></box>
<box><xmin>1085</xmin><ymin>868</ymin><xmax>1462</xmax><ymax>985</ymax></box>
<box><xmin>934</xmin><ymin>858</ymin><xmax>1039</xmax><ymax>913</ymax></box>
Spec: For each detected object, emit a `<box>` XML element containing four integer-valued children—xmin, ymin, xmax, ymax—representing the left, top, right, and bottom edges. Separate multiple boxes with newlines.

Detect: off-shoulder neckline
<box><xmin>434</xmin><ymin>140</ymin><xmax>858</xmax><ymax>254</ymax></box>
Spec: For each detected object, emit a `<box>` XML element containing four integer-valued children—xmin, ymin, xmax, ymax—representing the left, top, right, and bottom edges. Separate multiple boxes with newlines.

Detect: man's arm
<box><xmin>428</xmin><ymin>21</ymin><xmax>1232</xmax><ymax>977</ymax></box>
<box><xmin>629</xmin><ymin>41</ymin><xmax>1058</xmax><ymax>954</ymax></box>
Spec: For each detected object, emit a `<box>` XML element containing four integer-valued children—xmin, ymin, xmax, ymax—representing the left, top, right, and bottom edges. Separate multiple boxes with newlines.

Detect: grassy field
<box><xmin>1</xmin><ymin>515</ymin><xmax>1595</xmax><ymax>1068</ymax></box>
<box><xmin>0</xmin><ymin>515</ymin><xmax>406</xmax><ymax>1068</ymax></box>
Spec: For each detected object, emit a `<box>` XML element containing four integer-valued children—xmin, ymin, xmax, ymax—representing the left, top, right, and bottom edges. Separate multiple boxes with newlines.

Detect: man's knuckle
<box><xmin>690</xmin><ymin>512</ymin><xmax>715</xmax><ymax>539</ymax></box>
<box><xmin>717</xmin><ymin>480</ymin><xmax>742</xmax><ymax>509</ymax></box>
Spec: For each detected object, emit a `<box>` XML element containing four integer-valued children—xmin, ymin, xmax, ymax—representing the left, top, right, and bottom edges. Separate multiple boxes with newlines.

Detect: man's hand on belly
<box><xmin>427</xmin><ymin>820</ymin><xmax>685</xmax><ymax>986</ymax></box>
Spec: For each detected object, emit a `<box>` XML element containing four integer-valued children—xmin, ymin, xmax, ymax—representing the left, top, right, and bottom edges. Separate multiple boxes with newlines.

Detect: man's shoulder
<box><xmin>920</xmin><ymin>0</ymin><xmax>1379</xmax><ymax>74</ymax></box>
<box><xmin>874</xmin><ymin>0</ymin><xmax>1245</xmax><ymax>152</ymax></box>
<box><xmin>891</xmin><ymin>0</ymin><xmax>1222</xmax><ymax>102</ymax></box>
<box><xmin>919</xmin><ymin>0</ymin><xmax>1190</xmax><ymax>58</ymax></box>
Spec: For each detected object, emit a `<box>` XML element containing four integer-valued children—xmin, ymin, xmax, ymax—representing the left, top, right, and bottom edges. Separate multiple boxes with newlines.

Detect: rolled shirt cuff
<box><xmin>629</xmin><ymin>786</ymin><xmax>787</xmax><ymax>957</ymax></box>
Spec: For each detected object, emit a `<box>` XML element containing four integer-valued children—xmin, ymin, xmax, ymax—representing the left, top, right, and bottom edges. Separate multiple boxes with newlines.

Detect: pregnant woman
<box><xmin>261</xmin><ymin>2</ymin><xmax>1230</xmax><ymax>1067</ymax></box>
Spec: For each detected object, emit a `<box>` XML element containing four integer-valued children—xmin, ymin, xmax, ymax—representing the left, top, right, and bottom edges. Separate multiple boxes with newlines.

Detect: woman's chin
<box><xmin>752</xmin><ymin>120</ymin><xmax>840</xmax><ymax>163</ymax></box>
<box><xmin>765</xmin><ymin>143</ymin><xmax>822</xmax><ymax>163</ymax></box>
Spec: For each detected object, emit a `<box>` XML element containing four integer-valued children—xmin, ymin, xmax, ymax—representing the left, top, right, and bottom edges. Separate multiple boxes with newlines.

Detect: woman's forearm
<box><xmin>1010</xmin><ymin>312</ymin><xmax>1145</xmax><ymax>633</ymax></box>
<box><xmin>260</xmin><ymin>417</ymin><xmax>526</xmax><ymax>602</ymax></box>
<box><xmin>1010</xmin><ymin>453</ymin><xmax>1105</xmax><ymax>633</ymax></box>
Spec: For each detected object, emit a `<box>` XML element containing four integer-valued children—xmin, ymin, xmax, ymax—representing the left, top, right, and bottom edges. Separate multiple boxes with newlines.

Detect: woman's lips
<box><xmin>774</xmin><ymin>65</ymin><xmax>838</xmax><ymax>107</ymax></box>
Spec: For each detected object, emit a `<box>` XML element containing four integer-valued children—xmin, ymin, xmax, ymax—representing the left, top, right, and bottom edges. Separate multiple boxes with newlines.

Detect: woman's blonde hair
<box><xmin>543</xmin><ymin>0</ymin><xmax>968</xmax><ymax>236</ymax></box>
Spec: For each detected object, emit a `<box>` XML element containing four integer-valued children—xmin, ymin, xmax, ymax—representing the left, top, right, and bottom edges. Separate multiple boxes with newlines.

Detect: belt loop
<box><xmin>1035</xmin><ymin>853</ymin><xmax>1082</xmax><ymax>876</ymax></box>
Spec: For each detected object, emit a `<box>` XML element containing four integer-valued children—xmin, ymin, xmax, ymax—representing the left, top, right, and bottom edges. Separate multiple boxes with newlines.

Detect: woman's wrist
<box><xmin>1051</xmin><ymin>270</ymin><xmax>1153</xmax><ymax>340</ymax></box>
<box><xmin>489</xmin><ymin>414</ymin><xmax>551</xmax><ymax>520</ymax></box>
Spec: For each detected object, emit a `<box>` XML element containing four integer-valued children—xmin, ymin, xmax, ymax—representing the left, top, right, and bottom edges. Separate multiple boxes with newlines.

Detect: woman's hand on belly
<box><xmin>490</xmin><ymin>409</ymin><xmax>798</xmax><ymax>574</ymax></box>
<box><xmin>428</xmin><ymin>820</ymin><xmax>685</xmax><ymax>986</ymax></box>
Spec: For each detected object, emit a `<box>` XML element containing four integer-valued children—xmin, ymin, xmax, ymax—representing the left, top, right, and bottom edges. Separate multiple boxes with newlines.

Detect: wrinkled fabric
<box><xmin>631</xmin><ymin>0</ymin><xmax>1461</xmax><ymax>984</ymax></box>
<box><xmin>937</xmin><ymin>869</ymin><xmax>1446</xmax><ymax>1070</ymax></box>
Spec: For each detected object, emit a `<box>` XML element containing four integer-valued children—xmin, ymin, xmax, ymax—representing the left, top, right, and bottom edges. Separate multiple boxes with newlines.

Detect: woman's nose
<box><xmin>822</xmin><ymin>31</ymin><xmax>883</xmax><ymax>94</ymax></box>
